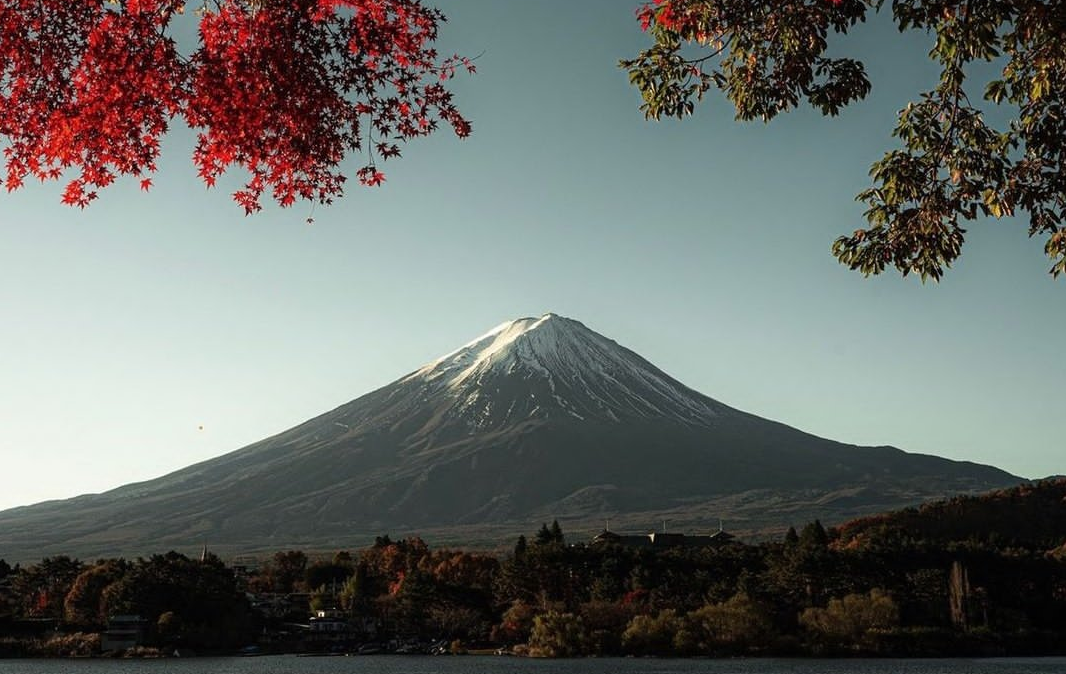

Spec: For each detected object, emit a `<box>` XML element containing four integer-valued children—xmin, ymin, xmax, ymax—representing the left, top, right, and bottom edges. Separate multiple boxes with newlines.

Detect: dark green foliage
<box><xmin>269</xmin><ymin>550</ymin><xmax>308</xmax><ymax>594</ymax></box>
<box><xmin>339</xmin><ymin>561</ymin><xmax>371</xmax><ymax>612</ymax></box>
<box><xmin>101</xmin><ymin>552</ymin><xmax>253</xmax><ymax>650</ymax></box>
<box><xmin>800</xmin><ymin>520</ymin><xmax>829</xmax><ymax>551</ymax></box>
<box><xmin>495</xmin><ymin>484</ymin><xmax>1066</xmax><ymax>656</ymax></box>
<box><xmin>391</xmin><ymin>569</ymin><xmax>436</xmax><ymax>636</ymax></box>
<box><xmin>2</xmin><ymin>483</ymin><xmax>1066</xmax><ymax>657</ymax></box>
<box><xmin>550</xmin><ymin>520</ymin><xmax>565</xmax><ymax>544</ymax></box>
<box><xmin>578</xmin><ymin>600</ymin><xmax>634</xmax><ymax>654</ymax></box>
<box><xmin>12</xmin><ymin>556</ymin><xmax>85</xmax><ymax>621</ymax></box>
<box><xmin>332</xmin><ymin>550</ymin><xmax>353</xmax><ymax>565</ymax></box>
<box><xmin>624</xmin><ymin>0</ymin><xmax>1066</xmax><ymax>280</ymax></box>
<box><xmin>305</xmin><ymin>559</ymin><xmax>354</xmax><ymax>593</ymax></box>
<box><xmin>835</xmin><ymin>478</ymin><xmax>1066</xmax><ymax>551</ymax></box>
<box><xmin>534</xmin><ymin>523</ymin><xmax>553</xmax><ymax>546</ymax></box>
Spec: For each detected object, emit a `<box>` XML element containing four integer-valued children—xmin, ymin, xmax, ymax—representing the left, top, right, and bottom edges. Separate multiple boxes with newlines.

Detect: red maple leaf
<box><xmin>0</xmin><ymin>0</ymin><xmax>472</xmax><ymax>213</ymax></box>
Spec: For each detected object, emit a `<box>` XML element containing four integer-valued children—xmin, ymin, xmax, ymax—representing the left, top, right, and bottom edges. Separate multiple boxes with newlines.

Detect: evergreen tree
<box><xmin>550</xmin><ymin>520</ymin><xmax>565</xmax><ymax>544</ymax></box>
<box><xmin>799</xmin><ymin>520</ymin><xmax>829</xmax><ymax>552</ymax></box>
<box><xmin>535</xmin><ymin>523</ymin><xmax>554</xmax><ymax>546</ymax></box>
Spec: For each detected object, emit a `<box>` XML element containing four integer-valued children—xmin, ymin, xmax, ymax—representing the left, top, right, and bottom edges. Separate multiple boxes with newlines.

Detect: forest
<box><xmin>1</xmin><ymin>479</ymin><xmax>1065</xmax><ymax>658</ymax></box>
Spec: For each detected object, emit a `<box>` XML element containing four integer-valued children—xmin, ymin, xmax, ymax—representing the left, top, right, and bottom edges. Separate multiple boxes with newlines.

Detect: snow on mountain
<box><xmin>0</xmin><ymin>312</ymin><xmax>1023</xmax><ymax>562</ymax></box>
<box><xmin>403</xmin><ymin>313</ymin><xmax>727</xmax><ymax>428</ymax></box>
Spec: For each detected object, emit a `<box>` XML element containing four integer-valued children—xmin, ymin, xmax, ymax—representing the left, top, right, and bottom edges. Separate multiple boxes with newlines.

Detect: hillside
<box><xmin>833</xmin><ymin>478</ymin><xmax>1066</xmax><ymax>551</ymax></box>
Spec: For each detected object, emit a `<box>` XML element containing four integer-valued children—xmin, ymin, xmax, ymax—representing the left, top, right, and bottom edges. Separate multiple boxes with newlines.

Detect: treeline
<box><xmin>1</xmin><ymin>490</ymin><xmax>1065</xmax><ymax>657</ymax></box>
<box><xmin>835</xmin><ymin>478</ymin><xmax>1066</xmax><ymax>552</ymax></box>
<box><xmin>0</xmin><ymin>552</ymin><xmax>252</xmax><ymax>654</ymax></box>
<box><xmin>491</xmin><ymin>521</ymin><xmax>1066</xmax><ymax>656</ymax></box>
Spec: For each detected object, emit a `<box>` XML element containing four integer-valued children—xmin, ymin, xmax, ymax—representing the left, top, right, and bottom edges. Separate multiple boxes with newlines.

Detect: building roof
<box><xmin>591</xmin><ymin>526</ymin><xmax>736</xmax><ymax>548</ymax></box>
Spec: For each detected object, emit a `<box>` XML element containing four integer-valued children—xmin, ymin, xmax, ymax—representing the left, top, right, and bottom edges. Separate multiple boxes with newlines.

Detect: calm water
<box><xmin>0</xmin><ymin>656</ymin><xmax>1064</xmax><ymax>674</ymax></box>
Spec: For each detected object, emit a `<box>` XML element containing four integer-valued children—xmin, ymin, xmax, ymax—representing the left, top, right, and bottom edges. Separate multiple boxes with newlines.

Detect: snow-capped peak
<box><xmin>404</xmin><ymin>313</ymin><xmax>725</xmax><ymax>426</ymax></box>
<box><xmin>407</xmin><ymin>313</ymin><xmax>571</xmax><ymax>385</ymax></box>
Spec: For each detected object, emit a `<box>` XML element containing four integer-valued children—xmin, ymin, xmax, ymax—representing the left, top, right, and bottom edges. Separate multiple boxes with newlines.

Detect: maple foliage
<box><xmin>0</xmin><ymin>0</ymin><xmax>473</xmax><ymax>213</ymax></box>
<box><xmin>625</xmin><ymin>0</ymin><xmax>1066</xmax><ymax>280</ymax></box>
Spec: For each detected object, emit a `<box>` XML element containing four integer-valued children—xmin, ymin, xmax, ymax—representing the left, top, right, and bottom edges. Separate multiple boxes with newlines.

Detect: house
<box><xmin>591</xmin><ymin>523</ymin><xmax>736</xmax><ymax>548</ymax></box>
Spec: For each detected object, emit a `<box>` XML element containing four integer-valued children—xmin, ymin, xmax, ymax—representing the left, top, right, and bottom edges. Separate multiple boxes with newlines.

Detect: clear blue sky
<box><xmin>1</xmin><ymin>0</ymin><xmax>1062</xmax><ymax>511</ymax></box>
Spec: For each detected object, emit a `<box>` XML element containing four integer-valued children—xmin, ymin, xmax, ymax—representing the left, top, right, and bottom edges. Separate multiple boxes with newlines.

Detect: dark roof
<box><xmin>591</xmin><ymin>528</ymin><xmax>736</xmax><ymax>548</ymax></box>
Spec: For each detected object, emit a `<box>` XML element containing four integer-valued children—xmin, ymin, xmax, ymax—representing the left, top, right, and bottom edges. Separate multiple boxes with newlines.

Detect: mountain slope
<box><xmin>833</xmin><ymin>478</ymin><xmax>1066</xmax><ymax>551</ymax></box>
<box><xmin>0</xmin><ymin>313</ymin><xmax>1021</xmax><ymax>561</ymax></box>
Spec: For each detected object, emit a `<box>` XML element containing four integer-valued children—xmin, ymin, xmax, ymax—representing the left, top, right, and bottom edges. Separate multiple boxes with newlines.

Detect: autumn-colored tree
<box><xmin>12</xmin><ymin>556</ymin><xmax>85</xmax><ymax>621</ymax></box>
<box><xmin>528</xmin><ymin>610</ymin><xmax>589</xmax><ymax>657</ymax></box>
<box><xmin>0</xmin><ymin>0</ymin><xmax>472</xmax><ymax>213</ymax></box>
<box><xmin>64</xmin><ymin>559</ymin><xmax>130</xmax><ymax>627</ymax></box>
<box><xmin>621</xmin><ymin>608</ymin><xmax>683</xmax><ymax>655</ymax></box>
<box><xmin>360</xmin><ymin>536</ymin><xmax>430</xmax><ymax>595</ymax></box>
<box><xmin>156</xmin><ymin>610</ymin><xmax>184</xmax><ymax>645</ymax></box>
<box><xmin>799</xmin><ymin>588</ymin><xmax>900</xmax><ymax>649</ymax></box>
<box><xmin>421</xmin><ymin>549</ymin><xmax>498</xmax><ymax>592</ymax></box>
<box><xmin>681</xmin><ymin>592</ymin><xmax>774</xmax><ymax>654</ymax></box>
<box><xmin>624</xmin><ymin>0</ymin><xmax>1066</xmax><ymax>279</ymax></box>
<box><xmin>491</xmin><ymin>600</ymin><xmax>537</xmax><ymax>644</ymax></box>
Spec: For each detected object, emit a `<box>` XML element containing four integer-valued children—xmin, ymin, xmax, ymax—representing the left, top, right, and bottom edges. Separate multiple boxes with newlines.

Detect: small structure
<box><xmin>229</xmin><ymin>555</ymin><xmax>259</xmax><ymax>592</ymax></box>
<box><xmin>308</xmin><ymin>615</ymin><xmax>351</xmax><ymax>635</ymax></box>
<box><xmin>591</xmin><ymin>521</ymin><xmax>736</xmax><ymax>549</ymax></box>
<box><xmin>101</xmin><ymin>615</ymin><xmax>148</xmax><ymax>651</ymax></box>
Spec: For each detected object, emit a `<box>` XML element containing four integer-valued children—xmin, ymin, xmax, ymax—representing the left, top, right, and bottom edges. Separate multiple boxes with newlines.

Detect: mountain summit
<box><xmin>0</xmin><ymin>313</ymin><xmax>1020</xmax><ymax>560</ymax></box>
<box><xmin>403</xmin><ymin>313</ymin><xmax>725</xmax><ymax>430</ymax></box>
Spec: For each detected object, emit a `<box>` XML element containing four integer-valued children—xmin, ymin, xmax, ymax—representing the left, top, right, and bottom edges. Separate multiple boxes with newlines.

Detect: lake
<box><xmin>1</xmin><ymin>656</ymin><xmax>1065</xmax><ymax>674</ymax></box>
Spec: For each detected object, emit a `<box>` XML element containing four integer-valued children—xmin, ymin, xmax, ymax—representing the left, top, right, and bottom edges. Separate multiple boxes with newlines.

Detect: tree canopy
<box><xmin>3</xmin><ymin>0</ymin><xmax>1061</xmax><ymax>280</ymax></box>
<box><xmin>0</xmin><ymin>0</ymin><xmax>472</xmax><ymax>213</ymax></box>
<box><xmin>2</xmin><ymin>512</ymin><xmax>1066</xmax><ymax>657</ymax></box>
<box><xmin>623</xmin><ymin>0</ymin><xmax>1066</xmax><ymax>280</ymax></box>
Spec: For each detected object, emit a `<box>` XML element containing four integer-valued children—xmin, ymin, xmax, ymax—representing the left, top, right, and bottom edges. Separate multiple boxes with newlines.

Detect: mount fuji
<box><xmin>0</xmin><ymin>313</ymin><xmax>1019</xmax><ymax>560</ymax></box>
